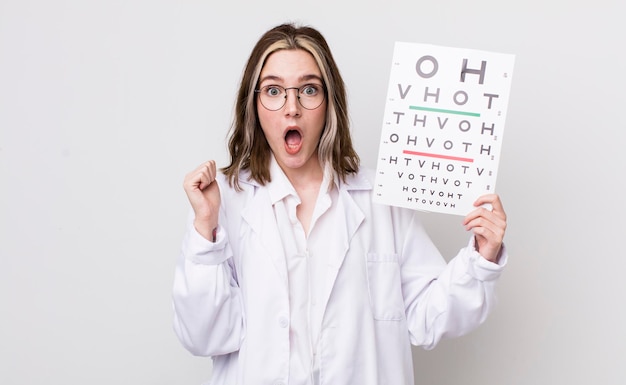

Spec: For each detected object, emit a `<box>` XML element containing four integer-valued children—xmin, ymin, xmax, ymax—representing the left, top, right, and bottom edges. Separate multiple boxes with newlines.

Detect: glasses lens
<box><xmin>257</xmin><ymin>86</ymin><xmax>283</xmax><ymax>110</ymax></box>
<box><xmin>257</xmin><ymin>84</ymin><xmax>325</xmax><ymax>111</ymax></box>
<box><xmin>298</xmin><ymin>84</ymin><xmax>325</xmax><ymax>110</ymax></box>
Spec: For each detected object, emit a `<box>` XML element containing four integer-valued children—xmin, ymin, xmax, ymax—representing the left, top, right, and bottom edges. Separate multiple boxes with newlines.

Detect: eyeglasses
<box><xmin>255</xmin><ymin>84</ymin><xmax>326</xmax><ymax>111</ymax></box>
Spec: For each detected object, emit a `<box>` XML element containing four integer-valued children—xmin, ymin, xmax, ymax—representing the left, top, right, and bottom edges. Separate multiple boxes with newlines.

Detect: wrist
<box><xmin>193</xmin><ymin>217</ymin><xmax>218</xmax><ymax>242</ymax></box>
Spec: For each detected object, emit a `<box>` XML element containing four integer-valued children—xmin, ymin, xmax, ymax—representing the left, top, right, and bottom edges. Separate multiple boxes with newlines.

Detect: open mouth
<box><xmin>284</xmin><ymin>129</ymin><xmax>303</xmax><ymax>155</ymax></box>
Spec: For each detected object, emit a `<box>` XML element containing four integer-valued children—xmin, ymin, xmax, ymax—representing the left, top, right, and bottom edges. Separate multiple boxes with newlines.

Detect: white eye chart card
<box><xmin>373</xmin><ymin>42</ymin><xmax>515</xmax><ymax>215</ymax></box>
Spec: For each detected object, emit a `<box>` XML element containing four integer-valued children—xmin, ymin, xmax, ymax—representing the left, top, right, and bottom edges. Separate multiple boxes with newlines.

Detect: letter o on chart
<box><xmin>416</xmin><ymin>55</ymin><xmax>438</xmax><ymax>78</ymax></box>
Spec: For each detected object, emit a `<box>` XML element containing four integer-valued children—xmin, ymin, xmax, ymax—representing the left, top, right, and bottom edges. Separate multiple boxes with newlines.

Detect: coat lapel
<box><xmin>240</xmin><ymin>183</ymin><xmax>289</xmax><ymax>287</ymax></box>
<box><xmin>317</xmin><ymin>173</ymin><xmax>370</xmax><ymax>316</ymax></box>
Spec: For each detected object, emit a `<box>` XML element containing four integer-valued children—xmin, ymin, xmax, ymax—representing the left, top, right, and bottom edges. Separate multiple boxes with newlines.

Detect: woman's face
<box><xmin>256</xmin><ymin>49</ymin><xmax>327</xmax><ymax>178</ymax></box>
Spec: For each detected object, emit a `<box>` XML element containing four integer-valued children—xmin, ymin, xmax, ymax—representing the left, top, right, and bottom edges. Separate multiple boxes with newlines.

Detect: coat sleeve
<box><xmin>398</xmin><ymin>211</ymin><xmax>508</xmax><ymax>350</ymax></box>
<box><xmin>172</xmin><ymin>211</ymin><xmax>245</xmax><ymax>357</ymax></box>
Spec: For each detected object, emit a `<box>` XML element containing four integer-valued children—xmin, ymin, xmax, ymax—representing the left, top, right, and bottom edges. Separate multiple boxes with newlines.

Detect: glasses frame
<box><xmin>254</xmin><ymin>83</ymin><xmax>326</xmax><ymax>111</ymax></box>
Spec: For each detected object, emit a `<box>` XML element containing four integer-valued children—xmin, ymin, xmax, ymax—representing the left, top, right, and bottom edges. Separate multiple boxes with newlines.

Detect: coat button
<box><xmin>278</xmin><ymin>316</ymin><xmax>289</xmax><ymax>328</ymax></box>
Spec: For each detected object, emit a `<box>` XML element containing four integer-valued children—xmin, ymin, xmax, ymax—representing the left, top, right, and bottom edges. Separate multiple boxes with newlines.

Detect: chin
<box><xmin>278</xmin><ymin>153</ymin><xmax>312</xmax><ymax>170</ymax></box>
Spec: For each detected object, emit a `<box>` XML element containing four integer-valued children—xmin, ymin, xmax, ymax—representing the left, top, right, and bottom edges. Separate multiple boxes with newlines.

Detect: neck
<box><xmin>289</xmin><ymin>170</ymin><xmax>323</xmax><ymax>196</ymax></box>
<box><xmin>280</xmin><ymin>159</ymin><xmax>324</xmax><ymax>191</ymax></box>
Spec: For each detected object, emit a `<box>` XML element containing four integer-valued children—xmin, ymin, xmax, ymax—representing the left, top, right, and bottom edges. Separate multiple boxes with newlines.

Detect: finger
<box><xmin>466</xmin><ymin>213</ymin><xmax>507</xmax><ymax>245</ymax></box>
<box><xmin>465</xmin><ymin>213</ymin><xmax>490</xmax><ymax>232</ymax></box>
<box><xmin>474</xmin><ymin>194</ymin><xmax>505</xmax><ymax>212</ymax></box>
<box><xmin>467</xmin><ymin>215</ymin><xmax>505</xmax><ymax>238</ymax></box>
<box><xmin>199</xmin><ymin>161</ymin><xmax>217</xmax><ymax>186</ymax></box>
<box><xmin>473</xmin><ymin>194</ymin><xmax>506</xmax><ymax>221</ymax></box>
<box><xmin>464</xmin><ymin>206</ymin><xmax>506</xmax><ymax>234</ymax></box>
<box><xmin>197</xmin><ymin>171</ymin><xmax>212</xmax><ymax>191</ymax></box>
<box><xmin>470</xmin><ymin>222</ymin><xmax>496</xmax><ymax>242</ymax></box>
<box><xmin>202</xmin><ymin>160</ymin><xmax>216</xmax><ymax>176</ymax></box>
<box><xmin>184</xmin><ymin>161</ymin><xmax>215</xmax><ymax>191</ymax></box>
<box><xmin>463</xmin><ymin>206</ymin><xmax>493</xmax><ymax>226</ymax></box>
<box><xmin>184</xmin><ymin>168</ymin><xmax>207</xmax><ymax>190</ymax></box>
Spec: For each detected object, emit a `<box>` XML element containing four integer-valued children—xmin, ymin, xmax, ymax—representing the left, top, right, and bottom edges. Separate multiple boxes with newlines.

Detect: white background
<box><xmin>1</xmin><ymin>1</ymin><xmax>624</xmax><ymax>384</ymax></box>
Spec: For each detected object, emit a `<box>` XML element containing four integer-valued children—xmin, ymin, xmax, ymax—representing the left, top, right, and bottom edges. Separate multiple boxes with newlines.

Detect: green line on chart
<box><xmin>409</xmin><ymin>105</ymin><xmax>480</xmax><ymax>117</ymax></box>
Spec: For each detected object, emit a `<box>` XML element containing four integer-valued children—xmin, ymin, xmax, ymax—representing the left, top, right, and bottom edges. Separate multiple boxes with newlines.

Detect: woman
<box><xmin>173</xmin><ymin>23</ymin><xmax>507</xmax><ymax>385</ymax></box>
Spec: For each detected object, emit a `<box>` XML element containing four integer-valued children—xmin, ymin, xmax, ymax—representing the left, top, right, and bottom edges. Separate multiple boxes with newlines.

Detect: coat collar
<box><xmin>238</xmin><ymin>161</ymin><xmax>372</xmax><ymax>194</ymax></box>
<box><xmin>266</xmin><ymin>156</ymin><xmax>297</xmax><ymax>206</ymax></box>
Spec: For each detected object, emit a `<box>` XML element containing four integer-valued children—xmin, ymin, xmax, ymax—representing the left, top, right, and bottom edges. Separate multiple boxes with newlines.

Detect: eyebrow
<box><xmin>258</xmin><ymin>74</ymin><xmax>323</xmax><ymax>85</ymax></box>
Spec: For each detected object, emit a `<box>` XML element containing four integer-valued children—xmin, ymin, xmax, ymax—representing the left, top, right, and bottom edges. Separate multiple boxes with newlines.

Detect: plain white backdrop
<box><xmin>1</xmin><ymin>0</ymin><xmax>624</xmax><ymax>384</ymax></box>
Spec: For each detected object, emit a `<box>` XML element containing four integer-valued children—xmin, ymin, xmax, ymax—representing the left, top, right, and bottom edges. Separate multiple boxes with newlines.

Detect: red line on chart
<box><xmin>403</xmin><ymin>150</ymin><xmax>474</xmax><ymax>163</ymax></box>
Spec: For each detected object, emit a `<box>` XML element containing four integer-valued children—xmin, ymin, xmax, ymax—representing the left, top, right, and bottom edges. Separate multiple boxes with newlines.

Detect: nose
<box><xmin>283</xmin><ymin>87</ymin><xmax>301</xmax><ymax>116</ymax></box>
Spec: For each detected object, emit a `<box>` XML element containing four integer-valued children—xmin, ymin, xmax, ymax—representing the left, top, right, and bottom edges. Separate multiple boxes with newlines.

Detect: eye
<box><xmin>300</xmin><ymin>84</ymin><xmax>321</xmax><ymax>96</ymax></box>
<box><xmin>264</xmin><ymin>86</ymin><xmax>283</xmax><ymax>97</ymax></box>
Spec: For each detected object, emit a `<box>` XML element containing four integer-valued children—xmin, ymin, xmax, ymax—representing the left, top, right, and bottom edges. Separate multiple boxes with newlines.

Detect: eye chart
<box><xmin>373</xmin><ymin>42</ymin><xmax>515</xmax><ymax>216</ymax></box>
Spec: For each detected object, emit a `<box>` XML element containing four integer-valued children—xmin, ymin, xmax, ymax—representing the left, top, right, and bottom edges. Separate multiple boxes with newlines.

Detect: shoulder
<box><xmin>215</xmin><ymin>170</ymin><xmax>262</xmax><ymax>210</ymax></box>
<box><xmin>342</xmin><ymin>167</ymin><xmax>420</xmax><ymax>222</ymax></box>
<box><xmin>341</xmin><ymin>167</ymin><xmax>374</xmax><ymax>192</ymax></box>
<box><xmin>216</xmin><ymin>169</ymin><xmax>260</xmax><ymax>191</ymax></box>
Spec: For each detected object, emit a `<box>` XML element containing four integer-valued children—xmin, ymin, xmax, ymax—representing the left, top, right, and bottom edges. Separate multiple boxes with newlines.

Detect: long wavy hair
<box><xmin>221</xmin><ymin>23</ymin><xmax>360</xmax><ymax>190</ymax></box>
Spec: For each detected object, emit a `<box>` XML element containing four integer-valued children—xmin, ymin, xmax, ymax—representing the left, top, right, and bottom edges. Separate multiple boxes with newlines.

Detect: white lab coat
<box><xmin>172</xmin><ymin>168</ymin><xmax>506</xmax><ymax>385</ymax></box>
